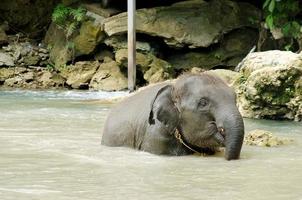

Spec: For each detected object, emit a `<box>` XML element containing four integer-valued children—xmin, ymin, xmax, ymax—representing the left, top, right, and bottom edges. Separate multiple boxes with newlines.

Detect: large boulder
<box><xmin>62</xmin><ymin>61</ymin><xmax>100</xmax><ymax>89</ymax></box>
<box><xmin>89</xmin><ymin>58</ymin><xmax>127</xmax><ymax>91</ymax></box>
<box><xmin>45</xmin><ymin>18</ymin><xmax>104</xmax><ymax>67</ymax></box>
<box><xmin>103</xmin><ymin>0</ymin><xmax>260</xmax><ymax>48</ymax></box>
<box><xmin>235</xmin><ymin>50</ymin><xmax>302</xmax><ymax>121</ymax></box>
<box><xmin>115</xmin><ymin>49</ymin><xmax>174</xmax><ymax>83</ymax></box>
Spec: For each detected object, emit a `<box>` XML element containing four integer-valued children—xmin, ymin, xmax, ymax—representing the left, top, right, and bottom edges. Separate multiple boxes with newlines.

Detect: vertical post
<box><xmin>128</xmin><ymin>0</ymin><xmax>136</xmax><ymax>92</ymax></box>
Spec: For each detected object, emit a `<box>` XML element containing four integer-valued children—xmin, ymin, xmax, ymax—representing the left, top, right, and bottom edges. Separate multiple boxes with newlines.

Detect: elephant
<box><xmin>101</xmin><ymin>73</ymin><xmax>245</xmax><ymax>160</ymax></box>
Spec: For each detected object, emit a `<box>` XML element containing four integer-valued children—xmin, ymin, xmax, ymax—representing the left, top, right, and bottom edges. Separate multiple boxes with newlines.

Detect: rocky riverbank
<box><xmin>0</xmin><ymin>0</ymin><xmax>301</xmax><ymax>121</ymax></box>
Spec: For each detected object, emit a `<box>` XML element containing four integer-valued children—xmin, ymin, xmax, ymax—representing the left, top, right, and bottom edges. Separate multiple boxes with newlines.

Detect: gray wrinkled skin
<box><xmin>102</xmin><ymin>73</ymin><xmax>244</xmax><ymax>160</ymax></box>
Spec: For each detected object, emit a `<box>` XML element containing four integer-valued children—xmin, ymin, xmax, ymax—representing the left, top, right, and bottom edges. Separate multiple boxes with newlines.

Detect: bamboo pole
<box><xmin>127</xmin><ymin>0</ymin><xmax>136</xmax><ymax>92</ymax></box>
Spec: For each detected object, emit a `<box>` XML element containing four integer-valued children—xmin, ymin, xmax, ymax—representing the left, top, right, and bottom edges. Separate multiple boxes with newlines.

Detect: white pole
<box><xmin>128</xmin><ymin>0</ymin><xmax>136</xmax><ymax>92</ymax></box>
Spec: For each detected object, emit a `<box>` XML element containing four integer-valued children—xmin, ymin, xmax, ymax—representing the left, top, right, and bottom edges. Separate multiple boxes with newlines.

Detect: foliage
<box><xmin>52</xmin><ymin>4</ymin><xmax>86</xmax><ymax>38</ymax></box>
<box><xmin>263</xmin><ymin>0</ymin><xmax>301</xmax><ymax>39</ymax></box>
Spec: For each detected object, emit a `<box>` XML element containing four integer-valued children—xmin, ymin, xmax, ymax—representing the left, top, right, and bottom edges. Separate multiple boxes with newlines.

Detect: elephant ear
<box><xmin>148</xmin><ymin>85</ymin><xmax>179</xmax><ymax>131</ymax></box>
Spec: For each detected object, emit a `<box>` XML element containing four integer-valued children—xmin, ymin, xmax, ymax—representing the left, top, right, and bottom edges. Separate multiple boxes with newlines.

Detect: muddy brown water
<box><xmin>0</xmin><ymin>90</ymin><xmax>301</xmax><ymax>200</ymax></box>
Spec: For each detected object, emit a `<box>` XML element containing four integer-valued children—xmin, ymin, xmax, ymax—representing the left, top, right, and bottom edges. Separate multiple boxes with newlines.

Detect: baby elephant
<box><xmin>101</xmin><ymin>73</ymin><xmax>244</xmax><ymax>160</ymax></box>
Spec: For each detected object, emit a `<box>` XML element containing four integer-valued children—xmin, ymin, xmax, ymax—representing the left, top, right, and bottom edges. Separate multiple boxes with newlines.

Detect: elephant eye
<box><xmin>198</xmin><ymin>98</ymin><xmax>208</xmax><ymax>107</ymax></box>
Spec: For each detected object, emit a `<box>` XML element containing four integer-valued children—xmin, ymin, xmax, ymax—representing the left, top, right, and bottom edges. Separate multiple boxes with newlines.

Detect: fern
<box><xmin>52</xmin><ymin>4</ymin><xmax>86</xmax><ymax>38</ymax></box>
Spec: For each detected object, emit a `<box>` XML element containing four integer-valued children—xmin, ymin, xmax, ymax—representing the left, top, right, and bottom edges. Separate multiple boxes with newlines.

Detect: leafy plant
<box><xmin>263</xmin><ymin>0</ymin><xmax>301</xmax><ymax>39</ymax></box>
<box><xmin>46</xmin><ymin>63</ymin><xmax>55</xmax><ymax>71</ymax></box>
<box><xmin>52</xmin><ymin>4</ymin><xmax>86</xmax><ymax>38</ymax></box>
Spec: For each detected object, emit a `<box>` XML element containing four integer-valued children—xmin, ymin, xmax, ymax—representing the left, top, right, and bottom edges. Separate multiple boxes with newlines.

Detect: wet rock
<box><xmin>235</xmin><ymin>50</ymin><xmax>302</xmax><ymax>121</ymax></box>
<box><xmin>115</xmin><ymin>49</ymin><xmax>174</xmax><ymax>83</ymax></box>
<box><xmin>244</xmin><ymin>129</ymin><xmax>293</xmax><ymax>147</ymax></box>
<box><xmin>103</xmin><ymin>0</ymin><xmax>260</xmax><ymax>48</ymax></box>
<box><xmin>0</xmin><ymin>53</ymin><xmax>14</xmax><ymax>66</ymax></box>
<box><xmin>63</xmin><ymin>61</ymin><xmax>100</xmax><ymax>89</ymax></box>
<box><xmin>90</xmin><ymin>58</ymin><xmax>127</xmax><ymax>91</ymax></box>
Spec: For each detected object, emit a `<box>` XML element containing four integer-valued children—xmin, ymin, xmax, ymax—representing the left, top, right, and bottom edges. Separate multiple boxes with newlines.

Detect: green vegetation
<box><xmin>263</xmin><ymin>0</ymin><xmax>301</xmax><ymax>50</ymax></box>
<box><xmin>52</xmin><ymin>4</ymin><xmax>86</xmax><ymax>38</ymax></box>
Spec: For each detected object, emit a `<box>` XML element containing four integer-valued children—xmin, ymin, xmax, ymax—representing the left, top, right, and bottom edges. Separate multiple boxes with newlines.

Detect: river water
<box><xmin>0</xmin><ymin>90</ymin><xmax>301</xmax><ymax>200</ymax></box>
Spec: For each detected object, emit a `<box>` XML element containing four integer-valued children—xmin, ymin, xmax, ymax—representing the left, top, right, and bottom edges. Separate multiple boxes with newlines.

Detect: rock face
<box><xmin>235</xmin><ymin>50</ymin><xmax>302</xmax><ymax>121</ymax></box>
<box><xmin>90</xmin><ymin>58</ymin><xmax>127</xmax><ymax>91</ymax></box>
<box><xmin>103</xmin><ymin>0</ymin><xmax>260</xmax><ymax>48</ymax></box>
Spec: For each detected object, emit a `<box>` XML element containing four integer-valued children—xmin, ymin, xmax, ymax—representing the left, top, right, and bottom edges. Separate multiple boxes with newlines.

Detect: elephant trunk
<box><xmin>215</xmin><ymin>106</ymin><xmax>244</xmax><ymax>160</ymax></box>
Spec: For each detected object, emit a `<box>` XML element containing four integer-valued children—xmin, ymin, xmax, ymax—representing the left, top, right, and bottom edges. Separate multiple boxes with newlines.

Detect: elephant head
<box><xmin>149</xmin><ymin>73</ymin><xmax>244</xmax><ymax>160</ymax></box>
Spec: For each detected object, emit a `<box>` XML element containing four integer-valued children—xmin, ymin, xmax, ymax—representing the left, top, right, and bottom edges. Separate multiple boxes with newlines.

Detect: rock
<box><xmin>1</xmin><ymin>42</ymin><xmax>49</xmax><ymax>67</ymax></box>
<box><xmin>167</xmin><ymin>28</ymin><xmax>258</xmax><ymax>70</ymax></box>
<box><xmin>63</xmin><ymin>61</ymin><xmax>100</xmax><ymax>89</ymax></box>
<box><xmin>235</xmin><ymin>50</ymin><xmax>302</xmax><ymax>121</ymax></box>
<box><xmin>103</xmin><ymin>0</ymin><xmax>260</xmax><ymax>48</ymax></box>
<box><xmin>144</xmin><ymin>56</ymin><xmax>173</xmax><ymax>83</ymax></box>
<box><xmin>4</xmin><ymin>77</ymin><xmax>23</xmax><ymax>87</ymax></box>
<box><xmin>90</xmin><ymin>59</ymin><xmax>127</xmax><ymax>91</ymax></box>
<box><xmin>1</xmin><ymin>66</ymin><xmax>67</xmax><ymax>89</ymax></box>
<box><xmin>244</xmin><ymin>129</ymin><xmax>293</xmax><ymax>147</ymax></box>
<box><xmin>206</xmin><ymin>69</ymin><xmax>240</xmax><ymax>85</ymax></box>
<box><xmin>115</xmin><ymin>49</ymin><xmax>174</xmax><ymax>83</ymax></box>
<box><xmin>45</xmin><ymin>19</ymin><xmax>104</xmax><ymax>67</ymax></box>
<box><xmin>22</xmin><ymin>54</ymin><xmax>40</xmax><ymax>66</ymax></box>
<box><xmin>0</xmin><ymin>53</ymin><xmax>14</xmax><ymax>66</ymax></box>
<box><xmin>83</xmin><ymin>3</ymin><xmax>120</xmax><ymax>18</ymax></box>
<box><xmin>22</xmin><ymin>72</ymin><xmax>34</xmax><ymax>82</ymax></box>
<box><xmin>0</xmin><ymin>67</ymin><xmax>15</xmax><ymax>84</ymax></box>
<box><xmin>73</xmin><ymin>21</ymin><xmax>105</xmax><ymax>55</ymax></box>
<box><xmin>45</xmin><ymin>23</ymin><xmax>74</xmax><ymax>67</ymax></box>
<box><xmin>37</xmin><ymin>71</ymin><xmax>66</xmax><ymax>88</ymax></box>
<box><xmin>104</xmin><ymin>35</ymin><xmax>153</xmax><ymax>52</ymax></box>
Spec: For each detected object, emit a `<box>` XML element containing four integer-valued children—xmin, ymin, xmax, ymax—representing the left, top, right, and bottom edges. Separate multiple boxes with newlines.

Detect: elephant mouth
<box><xmin>215</xmin><ymin>127</ymin><xmax>226</xmax><ymax>146</ymax></box>
<box><xmin>174</xmin><ymin>124</ymin><xmax>226</xmax><ymax>155</ymax></box>
<box><xmin>205</xmin><ymin>121</ymin><xmax>226</xmax><ymax>147</ymax></box>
